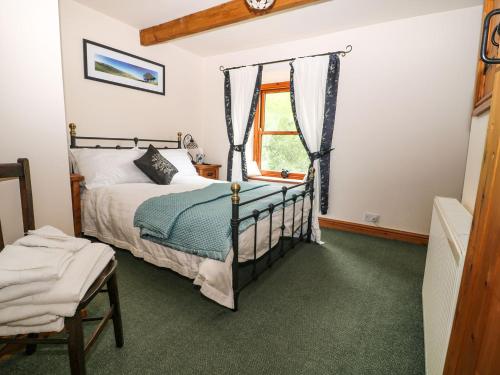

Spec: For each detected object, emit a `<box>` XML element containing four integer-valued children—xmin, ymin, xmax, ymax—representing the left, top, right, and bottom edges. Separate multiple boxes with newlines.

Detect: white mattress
<box><xmin>82</xmin><ymin>175</ymin><xmax>310</xmax><ymax>309</ymax></box>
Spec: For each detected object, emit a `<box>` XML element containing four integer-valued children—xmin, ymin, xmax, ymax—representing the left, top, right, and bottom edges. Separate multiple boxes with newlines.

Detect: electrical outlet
<box><xmin>364</xmin><ymin>212</ymin><xmax>380</xmax><ymax>224</ymax></box>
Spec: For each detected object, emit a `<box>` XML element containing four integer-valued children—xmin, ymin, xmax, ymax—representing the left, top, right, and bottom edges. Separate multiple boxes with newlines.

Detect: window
<box><xmin>253</xmin><ymin>81</ymin><xmax>309</xmax><ymax>179</ymax></box>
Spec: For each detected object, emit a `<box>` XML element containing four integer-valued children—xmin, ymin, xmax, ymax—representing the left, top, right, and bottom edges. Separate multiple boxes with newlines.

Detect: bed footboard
<box><xmin>230</xmin><ymin>168</ymin><xmax>315</xmax><ymax>311</ymax></box>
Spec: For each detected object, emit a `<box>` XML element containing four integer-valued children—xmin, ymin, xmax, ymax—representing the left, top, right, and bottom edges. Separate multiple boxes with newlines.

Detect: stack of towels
<box><xmin>0</xmin><ymin>226</ymin><xmax>114</xmax><ymax>336</ymax></box>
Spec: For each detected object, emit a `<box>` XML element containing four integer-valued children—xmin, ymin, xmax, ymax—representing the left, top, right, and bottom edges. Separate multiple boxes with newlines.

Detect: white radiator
<box><xmin>422</xmin><ymin>197</ymin><xmax>472</xmax><ymax>375</ymax></box>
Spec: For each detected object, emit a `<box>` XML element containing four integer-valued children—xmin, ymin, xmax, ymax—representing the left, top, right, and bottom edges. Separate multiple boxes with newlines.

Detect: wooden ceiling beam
<box><xmin>140</xmin><ymin>0</ymin><xmax>322</xmax><ymax>46</ymax></box>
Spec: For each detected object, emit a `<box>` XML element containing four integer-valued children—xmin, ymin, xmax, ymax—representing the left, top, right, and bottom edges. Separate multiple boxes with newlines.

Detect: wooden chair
<box><xmin>0</xmin><ymin>158</ymin><xmax>124</xmax><ymax>375</ymax></box>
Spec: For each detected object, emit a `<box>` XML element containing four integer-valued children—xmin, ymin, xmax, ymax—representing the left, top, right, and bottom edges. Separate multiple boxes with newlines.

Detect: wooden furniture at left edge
<box><xmin>0</xmin><ymin>158</ymin><xmax>124</xmax><ymax>375</ymax></box>
<box><xmin>71</xmin><ymin>174</ymin><xmax>84</xmax><ymax>237</ymax></box>
<box><xmin>0</xmin><ymin>159</ymin><xmax>34</xmax><ymax>247</ymax></box>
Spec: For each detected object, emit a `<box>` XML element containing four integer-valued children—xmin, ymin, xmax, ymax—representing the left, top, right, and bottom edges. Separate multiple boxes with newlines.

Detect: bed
<box><xmin>69</xmin><ymin>124</ymin><xmax>314</xmax><ymax>310</ymax></box>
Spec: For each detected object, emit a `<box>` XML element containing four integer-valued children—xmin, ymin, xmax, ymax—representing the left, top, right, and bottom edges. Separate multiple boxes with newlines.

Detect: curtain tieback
<box><xmin>310</xmin><ymin>147</ymin><xmax>335</xmax><ymax>161</ymax></box>
<box><xmin>231</xmin><ymin>144</ymin><xmax>244</xmax><ymax>152</ymax></box>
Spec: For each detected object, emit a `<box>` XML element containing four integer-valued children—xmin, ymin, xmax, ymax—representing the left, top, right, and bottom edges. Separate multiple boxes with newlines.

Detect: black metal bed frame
<box><xmin>69</xmin><ymin>123</ymin><xmax>315</xmax><ymax>311</ymax></box>
<box><xmin>68</xmin><ymin>123</ymin><xmax>182</xmax><ymax>150</ymax></box>
<box><xmin>229</xmin><ymin>176</ymin><xmax>314</xmax><ymax>311</ymax></box>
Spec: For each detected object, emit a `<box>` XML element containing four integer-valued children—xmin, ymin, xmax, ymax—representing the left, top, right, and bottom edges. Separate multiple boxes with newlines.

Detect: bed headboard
<box><xmin>68</xmin><ymin>123</ymin><xmax>182</xmax><ymax>149</ymax></box>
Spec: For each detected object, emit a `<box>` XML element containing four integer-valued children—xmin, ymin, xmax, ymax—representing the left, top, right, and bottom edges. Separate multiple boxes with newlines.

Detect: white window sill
<box><xmin>247</xmin><ymin>175</ymin><xmax>303</xmax><ymax>185</ymax></box>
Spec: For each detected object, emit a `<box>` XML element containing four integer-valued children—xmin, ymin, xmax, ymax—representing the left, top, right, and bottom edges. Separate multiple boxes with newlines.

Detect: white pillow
<box><xmin>70</xmin><ymin>148</ymin><xmax>151</xmax><ymax>189</ymax></box>
<box><xmin>158</xmin><ymin>149</ymin><xmax>197</xmax><ymax>176</ymax></box>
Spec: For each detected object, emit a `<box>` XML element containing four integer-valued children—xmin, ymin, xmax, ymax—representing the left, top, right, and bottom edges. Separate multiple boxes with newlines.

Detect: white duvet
<box><xmin>82</xmin><ymin>175</ymin><xmax>310</xmax><ymax>309</ymax></box>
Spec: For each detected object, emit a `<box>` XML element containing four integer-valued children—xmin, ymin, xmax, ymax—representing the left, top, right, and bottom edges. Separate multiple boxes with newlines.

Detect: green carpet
<box><xmin>0</xmin><ymin>229</ymin><xmax>426</xmax><ymax>374</ymax></box>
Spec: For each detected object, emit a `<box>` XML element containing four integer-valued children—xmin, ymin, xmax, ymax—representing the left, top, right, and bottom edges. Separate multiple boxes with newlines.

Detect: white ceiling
<box><xmin>75</xmin><ymin>0</ymin><xmax>229</xmax><ymax>30</ymax></box>
<box><xmin>75</xmin><ymin>0</ymin><xmax>482</xmax><ymax>56</ymax></box>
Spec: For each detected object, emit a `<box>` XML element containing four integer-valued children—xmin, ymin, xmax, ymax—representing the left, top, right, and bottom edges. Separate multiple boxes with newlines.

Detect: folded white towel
<box><xmin>0</xmin><ymin>280</ymin><xmax>55</xmax><ymax>303</ymax></box>
<box><xmin>7</xmin><ymin>314</ymin><xmax>59</xmax><ymax>327</ymax></box>
<box><xmin>0</xmin><ymin>246</ymin><xmax>73</xmax><ymax>288</ymax></box>
<box><xmin>0</xmin><ymin>243</ymin><xmax>114</xmax><ymax>324</ymax></box>
<box><xmin>15</xmin><ymin>226</ymin><xmax>90</xmax><ymax>253</ymax></box>
<box><xmin>15</xmin><ymin>235</ymin><xmax>90</xmax><ymax>253</ymax></box>
<box><xmin>27</xmin><ymin>225</ymin><xmax>73</xmax><ymax>240</ymax></box>
<box><xmin>3</xmin><ymin>243</ymin><xmax>113</xmax><ymax>307</ymax></box>
<box><xmin>0</xmin><ymin>245</ymin><xmax>72</xmax><ymax>272</ymax></box>
<box><xmin>0</xmin><ymin>303</ymin><xmax>80</xmax><ymax>324</ymax></box>
<box><xmin>0</xmin><ymin>318</ymin><xmax>64</xmax><ymax>335</ymax></box>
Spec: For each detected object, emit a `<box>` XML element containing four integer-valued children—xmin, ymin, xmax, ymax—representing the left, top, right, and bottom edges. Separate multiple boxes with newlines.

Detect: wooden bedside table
<box><xmin>194</xmin><ymin>164</ymin><xmax>221</xmax><ymax>180</ymax></box>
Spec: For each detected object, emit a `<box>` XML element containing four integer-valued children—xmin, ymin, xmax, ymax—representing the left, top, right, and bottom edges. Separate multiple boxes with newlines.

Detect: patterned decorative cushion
<box><xmin>134</xmin><ymin>145</ymin><xmax>178</xmax><ymax>185</ymax></box>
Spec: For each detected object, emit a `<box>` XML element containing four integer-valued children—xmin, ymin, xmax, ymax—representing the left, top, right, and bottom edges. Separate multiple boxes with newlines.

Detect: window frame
<box><xmin>253</xmin><ymin>81</ymin><xmax>306</xmax><ymax>180</ymax></box>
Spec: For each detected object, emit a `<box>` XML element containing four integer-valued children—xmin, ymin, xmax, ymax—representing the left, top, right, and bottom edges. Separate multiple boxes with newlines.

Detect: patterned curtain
<box><xmin>224</xmin><ymin>65</ymin><xmax>263</xmax><ymax>181</ymax></box>
<box><xmin>290</xmin><ymin>54</ymin><xmax>340</xmax><ymax>240</ymax></box>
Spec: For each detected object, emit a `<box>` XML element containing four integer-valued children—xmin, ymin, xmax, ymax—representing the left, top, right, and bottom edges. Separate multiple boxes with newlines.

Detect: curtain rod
<box><xmin>219</xmin><ymin>45</ymin><xmax>352</xmax><ymax>72</ymax></box>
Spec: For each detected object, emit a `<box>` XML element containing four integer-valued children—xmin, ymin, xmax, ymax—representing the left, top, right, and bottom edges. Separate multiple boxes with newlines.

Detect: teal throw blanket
<box><xmin>133</xmin><ymin>182</ymin><xmax>305</xmax><ymax>261</ymax></box>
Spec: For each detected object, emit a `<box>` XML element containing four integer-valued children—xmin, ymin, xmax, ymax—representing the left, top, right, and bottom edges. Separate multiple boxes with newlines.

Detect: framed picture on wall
<box><xmin>83</xmin><ymin>39</ymin><xmax>165</xmax><ymax>95</ymax></box>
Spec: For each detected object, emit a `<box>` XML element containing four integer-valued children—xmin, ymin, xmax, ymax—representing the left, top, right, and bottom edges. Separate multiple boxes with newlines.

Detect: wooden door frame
<box><xmin>473</xmin><ymin>0</ymin><xmax>500</xmax><ymax>115</ymax></box>
<box><xmin>444</xmin><ymin>68</ymin><xmax>500</xmax><ymax>374</ymax></box>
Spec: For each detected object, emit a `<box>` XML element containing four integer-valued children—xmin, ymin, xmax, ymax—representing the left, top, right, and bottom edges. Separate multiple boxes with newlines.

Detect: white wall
<box><xmin>0</xmin><ymin>2</ymin><xmax>481</xmax><ymax>244</ymax></box>
<box><xmin>59</xmin><ymin>0</ymin><xmax>204</xmax><ymax>142</ymax></box>
<box><xmin>0</xmin><ymin>0</ymin><xmax>73</xmax><ymax>243</ymax></box>
<box><xmin>200</xmin><ymin>6</ymin><xmax>482</xmax><ymax>235</ymax></box>
<box><xmin>462</xmin><ymin>112</ymin><xmax>489</xmax><ymax>212</ymax></box>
